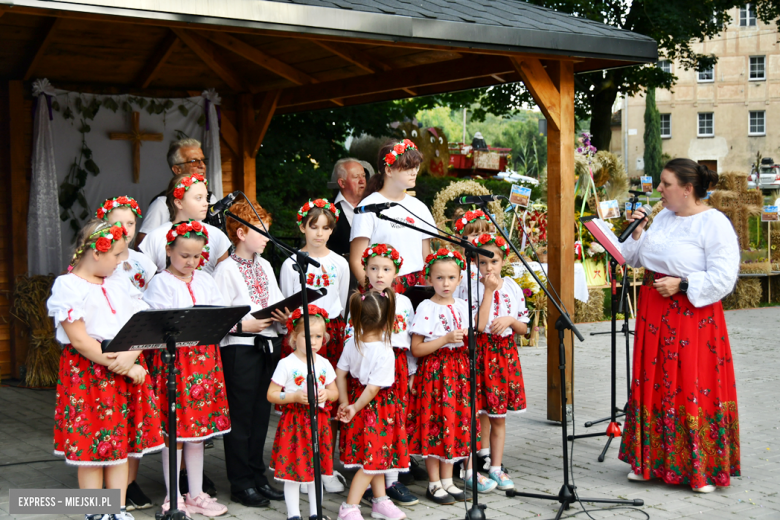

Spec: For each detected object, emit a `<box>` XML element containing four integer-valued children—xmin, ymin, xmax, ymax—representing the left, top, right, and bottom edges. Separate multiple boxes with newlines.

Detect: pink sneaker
<box><xmin>338</xmin><ymin>503</ymin><xmax>364</xmax><ymax>520</ymax></box>
<box><xmin>371</xmin><ymin>497</ymin><xmax>406</xmax><ymax>520</ymax></box>
<box><xmin>161</xmin><ymin>496</ymin><xmax>188</xmax><ymax>516</ymax></box>
<box><xmin>185</xmin><ymin>492</ymin><xmax>228</xmax><ymax>516</ymax></box>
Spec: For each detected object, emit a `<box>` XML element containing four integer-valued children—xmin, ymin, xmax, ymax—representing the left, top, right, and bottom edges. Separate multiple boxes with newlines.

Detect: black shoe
<box><xmin>179</xmin><ymin>469</ymin><xmax>189</xmax><ymax>496</ymax></box>
<box><xmin>360</xmin><ymin>487</ymin><xmax>374</xmax><ymax>507</ymax></box>
<box><xmin>476</xmin><ymin>453</ymin><xmax>490</xmax><ymax>475</ymax></box>
<box><xmin>204</xmin><ymin>439</ymin><xmax>214</xmax><ymax>449</ymax></box>
<box><xmin>125</xmin><ymin>481</ymin><xmax>152</xmax><ymax>511</ymax></box>
<box><xmin>230</xmin><ymin>488</ymin><xmax>270</xmax><ymax>508</ymax></box>
<box><xmin>309</xmin><ymin>516</ymin><xmax>331</xmax><ymax>520</ymax></box>
<box><xmin>399</xmin><ymin>469</ymin><xmax>414</xmax><ymax>485</ymax></box>
<box><xmin>203</xmin><ymin>472</ymin><xmax>217</xmax><ymax>497</ymax></box>
<box><xmin>409</xmin><ymin>457</ymin><xmax>428</xmax><ymax>481</ymax></box>
<box><xmin>256</xmin><ymin>483</ymin><xmax>285</xmax><ymax>501</ymax></box>
<box><xmin>386</xmin><ymin>482</ymin><xmax>420</xmax><ymax>506</ymax></box>
<box><xmin>444</xmin><ymin>485</ymin><xmax>467</xmax><ymax>502</ymax></box>
<box><xmin>425</xmin><ymin>486</ymin><xmax>456</xmax><ymax>505</ymax></box>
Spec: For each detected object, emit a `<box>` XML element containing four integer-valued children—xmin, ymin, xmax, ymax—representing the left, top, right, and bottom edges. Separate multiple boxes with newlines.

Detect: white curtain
<box><xmin>202</xmin><ymin>88</ymin><xmax>223</xmax><ymax>200</ymax></box>
<box><xmin>29</xmin><ymin>79</ymin><xmax>63</xmax><ymax>276</ymax></box>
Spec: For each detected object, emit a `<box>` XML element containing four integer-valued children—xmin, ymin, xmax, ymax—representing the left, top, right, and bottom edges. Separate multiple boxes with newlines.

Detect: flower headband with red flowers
<box><xmin>384</xmin><ymin>139</ymin><xmax>417</xmax><ymax>167</ymax></box>
<box><xmin>286</xmin><ymin>304</ymin><xmax>330</xmax><ymax>333</ymax></box>
<box><xmin>96</xmin><ymin>196</ymin><xmax>142</xmax><ymax>220</ymax></box>
<box><xmin>166</xmin><ymin>220</ymin><xmax>209</xmax><ymax>246</ymax></box>
<box><xmin>362</xmin><ymin>243</ymin><xmax>403</xmax><ymax>272</ymax></box>
<box><xmin>173</xmin><ymin>173</ymin><xmax>208</xmax><ymax>200</ymax></box>
<box><xmin>297</xmin><ymin>198</ymin><xmax>340</xmax><ymax>223</ymax></box>
<box><xmin>454</xmin><ymin>209</ymin><xmax>488</xmax><ymax>235</ymax></box>
<box><xmin>69</xmin><ymin>221</ymin><xmax>129</xmax><ymax>271</ymax></box>
<box><xmin>424</xmin><ymin>247</ymin><xmax>465</xmax><ymax>277</ymax></box>
<box><xmin>472</xmin><ymin>233</ymin><xmax>509</xmax><ymax>257</ymax></box>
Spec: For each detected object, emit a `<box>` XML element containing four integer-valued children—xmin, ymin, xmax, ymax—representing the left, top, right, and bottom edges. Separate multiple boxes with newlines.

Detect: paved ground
<box><xmin>1</xmin><ymin>307</ymin><xmax>778</xmax><ymax>520</ymax></box>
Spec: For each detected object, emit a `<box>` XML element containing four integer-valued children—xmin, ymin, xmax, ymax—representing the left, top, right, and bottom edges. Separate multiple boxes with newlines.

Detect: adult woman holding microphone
<box><xmin>618</xmin><ymin>159</ymin><xmax>740</xmax><ymax>494</ymax></box>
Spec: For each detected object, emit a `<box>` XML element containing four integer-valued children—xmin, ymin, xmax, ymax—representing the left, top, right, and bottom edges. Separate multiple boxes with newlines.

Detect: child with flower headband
<box><xmin>407</xmin><ymin>248</ymin><xmax>498</xmax><ymax>504</ymax></box>
<box><xmin>139</xmin><ymin>172</ymin><xmax>230</xmax><ymax>274</ymax></box>
<box><xmin>142</xmin><ymin>220</ymin><xmax>231</xmax><ymax>517</ymax></box>
<box><xmin>468</xmin><ymin>233</ymin><xmax>529</xmax><ymax>491</ymax></box>
<box><xmin>47</xmin><ymin>219</ymin><xmax>163</xmax><ymax>520</ymax></box>
<box><xmin>336</xmin><ymin>290</ymin><xmax>409</xmax><ymax>520</ymax></box>
<box><xmin>267</xmin><ymin>304</ymin><xmax>338</xmax><ymax>520</ymax></box>
<box><xmin>452</xmin><ymin>208</ymin><xmax>495</xmax><ymax>300</ymax></box>
<box><xmin>345</xmin><ymin>243</ymin><xmax>420</xmax><ymax>507</ymax></box>
<box><xmin>350</xmin><ymin>140</ymin><xmax>436</xmax><ymax>294</ymax></box>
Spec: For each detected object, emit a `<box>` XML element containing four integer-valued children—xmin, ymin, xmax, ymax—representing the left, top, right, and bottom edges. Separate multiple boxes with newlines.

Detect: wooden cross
<box><xmin>109</xmin><ymin>111</ymin><xmax>164</xmax><ymax>183</ymax></box>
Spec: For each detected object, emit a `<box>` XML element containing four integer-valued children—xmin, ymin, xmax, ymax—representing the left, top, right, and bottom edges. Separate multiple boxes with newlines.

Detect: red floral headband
<box><xmin>472</xmin><ymin>233</ymin><xmax>509</xmax><ymax>257</ymax></box>
<box><xmin>69</xmin><ymin>222</ymin><xmax>128</xmax><ymax>271</ymax></box>
<box><xmin>454</xmin><ymin>209</ymin><xmax>488</xmax><ymax>235</ymax></box>
<box><xmin>286</xmin><ymin>304</ymin><xmax>330</xmax><ymax>333</ymax></box>
<box><xmin>384</xmin><ymin>139</ymin><xmax>417</xmax><ymax>167</ymax></box>
<box><xmin>173</xmin><ymin>174</ymin><xmax>207</xmax><ymax>200</ymax></box>
<box><xmin>424</xmin><ymin>248</ymin><xmax>465</xmax><ymax>277</ymax></box>
<box><xmin>297</xmin><ymin>198</ymin><xmax>340</xmax><ymax>223</ymax></box>
<box><xmin>96</xmin><ymin>196</ymin><xmax>142</xmax><ymax>220</ymax></box>
<box><xmin>166</xmin><ymin>220</ymin><xmax>209</xmax><ymax>245</ymax></box>
<box><xmin>362</xmin><ymin>243</ymin><xmax>403</xmax><ymax>272</ymax></box>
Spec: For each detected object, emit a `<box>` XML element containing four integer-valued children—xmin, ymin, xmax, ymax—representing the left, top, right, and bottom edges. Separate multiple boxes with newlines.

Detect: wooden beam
<box><xmin>23</xmin><ymin>17</ymin><xmax>64</xmax><ymax>81</ymax></box>
<box><xmin>172</xmin><ymin>28</ymin><xmax>249</xmax><ymax>93</ymax></box>
<box><xmin>236</xmin><ymin>93</ymin><xmax>257</xmax><ymax>202</ymax></box>
<box><xmin>511</xmin><ymin>57</ymin><xmax>561</xmax><ymax>131</ymax></box>
<box><xmin>219</xmin><ymin>115</ymin><xmax>239</xmax><ymax>157</ymax></box>
<box><xmin>250</xmin><ymin>90</ymin><xmax>280</xmax><ymax>157</ymax></box>
<box><xmin>543</xmin><ymin>60</ymin><xmax>575</xmax><ymax>422</ymax></box>
<box><xmin>136</xmin><ymin>32</ymin><xmax>180</xmax><ymax>88</ymax></box>
<box><xmin>204</xmin><ymin>31</ymin><xmax>318</xmax><ymax>86</ymax></box>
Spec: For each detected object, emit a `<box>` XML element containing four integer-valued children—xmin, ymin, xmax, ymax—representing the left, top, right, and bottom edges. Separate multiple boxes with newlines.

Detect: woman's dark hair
<box><xmin>348</xmin><ymin>288</ymin><xmax>395</xmax><ymax>352</ymax></box>
<box><xmin>364</xmin><ymin>140</ymin><xmax>424</xmax><ymax>198</ymax></box>
<box><xmin>663</xmin><ymin>158</ymin><xmax>719</xmax><ymax>200</ymax></box>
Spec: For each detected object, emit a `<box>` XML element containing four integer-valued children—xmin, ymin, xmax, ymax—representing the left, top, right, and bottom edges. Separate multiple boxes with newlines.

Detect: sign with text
<box><xmin>762</xmin><ymin>205</ymin><xmax>779</xmax><ymax>222</ymax></box>
<box><xmin>509</xmin><ymin>185</ymin><xmax>531</xmax><ymax>207</ymax></box>
<box><xmin>599</xmin><ymin>199</ymin><xmax>620</xmax><ymax>220</ymax></box>
<box><xmin>640</xmin><ymin>176</ymin><xmax>653</xmax><ymax>193</ymax></box>
<box><xmin>10</xmin><ymin>489</ymin><xmax>120</xmax><ymax>514</ymax></box>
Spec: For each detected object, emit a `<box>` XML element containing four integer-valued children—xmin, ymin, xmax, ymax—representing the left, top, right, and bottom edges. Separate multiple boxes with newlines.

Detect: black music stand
<box><xmin>102</xmin><ymin>305</ymin><xmax>250</xmax><ymax>520</ymax></box>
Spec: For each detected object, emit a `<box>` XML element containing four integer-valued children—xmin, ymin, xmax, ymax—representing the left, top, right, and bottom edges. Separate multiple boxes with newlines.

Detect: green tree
<box><xmin>643</xmin><ymin>88</ymin><xmax>663</xmax><ymax>185</ymax></box>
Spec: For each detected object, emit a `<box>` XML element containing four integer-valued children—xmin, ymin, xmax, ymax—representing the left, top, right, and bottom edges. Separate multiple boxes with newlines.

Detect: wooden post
<box><xmin>235</xmin><ymin>93</ymin><xmax>257</xmax><ymax>202</ymax></box>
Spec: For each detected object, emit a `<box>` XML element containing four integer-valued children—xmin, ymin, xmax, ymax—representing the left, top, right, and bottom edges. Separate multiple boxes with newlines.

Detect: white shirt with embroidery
<box><xmin>454</xmin><ymin>263</ymin><xmax>479</xmax><ymax>300</ymax></box>
<box><xmin>469</xmin><ymin>277</ymin><xmax>530</xmax><ymax>337</ymax></box>
<box><xmin>272</xmin><ymin>353</ymin><xmax>336</xmax><ymax>409</ymax></box>
<box><xmin>48</xmin><ymin>273</ymin><xmax>149</xmax><ymax>345</ymax></box>
<box><xmin>143</xmin><ymin>270</ymin><xmax>225</xmax><ymax>310</ymax></box>
<box><xmin>621</xmin><ymin>208</ymin><xmax>739</xmax><ymax>308</ymax></box>
<box><xmin>409</xmin><ymin>298</ymin><xmax>469</xmax><ymax>350</ymax></box>
<box><xmin>279</xmin><ymin>251</ymin><xmax>349</xmax><ymax>319</ymax></box>
<box><xmin>109</xmin><ymin>249</ymin><xmax>157</xmax><ymax>291</ymax></box>
<box><xmin>337</xmin><ymin>339</ymin><xmax>395</xmax><ymax>388</ymax></box>
<box><xmin>138</xmin><ymin>221</ymin><xmax>230</xmax><ymax>275</ymax></box>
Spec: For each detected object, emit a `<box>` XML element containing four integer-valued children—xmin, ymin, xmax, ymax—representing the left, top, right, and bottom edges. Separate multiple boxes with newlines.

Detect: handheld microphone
<box><xmin>355</xmin><ymin>202</ymin><xmax>398</xmax><ymax>214</ymax></box>
<box><xmin>458</xmin><ymin>194</ymin><xmax>505</xmax><ymax>204</ymax></box>
<box><xmin>618</xmin><ymin>204</ymin><xmax>653</xmax><ymax>243</ymax></box>
<box><xmin>208</xmin><ymin>191</ymin><xmax>239</xmax><ymax>216</ymax></box>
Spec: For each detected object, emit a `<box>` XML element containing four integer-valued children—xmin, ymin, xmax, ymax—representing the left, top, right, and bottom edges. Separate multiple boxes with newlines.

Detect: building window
<box><xmin>749</xmin><ymin>56</ymin><xmax>765</xmax><ymax>80</ymax></box>
<box><xmin>660</xmin><ymin>114</ymin><xmax>672</xmax><ymax>138</ymax></box>
<box><xmin>749</xmin><ymin>111</ymin><xmax>765</xmax><ymax>136</ymax></box>
<box><xmin>740</xmin><ymin>4</ymin><xmax>757</xmax><ymax>26</ymax></box>
<box><xmin>658</xmin><ymin>60</ymin><xmax>672</xmax><ymax>74</ymax></box>
<box><xmin>698</xmin><ymin>113</ymin><xmax>714</xmax><ymax>137</ymax></box>
<box><xmin>698</xmin><ymin>65</ymin><xmax>714</xmax><ymax>82</ymax></box>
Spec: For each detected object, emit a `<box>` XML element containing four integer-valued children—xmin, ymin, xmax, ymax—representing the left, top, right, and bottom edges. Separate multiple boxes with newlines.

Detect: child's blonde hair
<box><xmin>348</xmin><ymin>289</ymin><xmax>395</xmax><ymax>352</ymax></box>
<box><xmin>69</xmin><ymin>219</ymin><xmax>122</xmax><ymax>270</ymax></box>
<box><xmin>290</xmin><ymin>314</ymin><xmax>330</xmax><ymax>349</ymax></box>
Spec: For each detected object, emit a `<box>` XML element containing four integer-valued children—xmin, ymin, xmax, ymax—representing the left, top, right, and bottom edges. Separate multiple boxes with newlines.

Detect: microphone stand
<box><xmin>370</xmin><ymin>210</ymin><xmax>493</xmax><ymax>520</ymax></box>
<box><xmin>473</xmin><ymin>202</ymin><xmax>642</xmax><ymax>520</ymax></box>
<box><xmin>224</xmin><ymin>201</ymin><xmax>326</xmax><ymax>520</ymax></box>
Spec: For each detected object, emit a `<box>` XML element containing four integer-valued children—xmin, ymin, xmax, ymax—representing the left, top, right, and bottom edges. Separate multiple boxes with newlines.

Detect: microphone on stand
<box><xmin>208</xmin><ymin>191</ymin><xmax>240</xmax><ymax>218</ymax></box>
<box><xmin>458</xmin><ymin>194</ymin><xmax>505</xmax><ymax>204</ymax></box>
<box><xmin>355</xmin><ymin>202</ymin><xmax>399</xmax><ymax>214</ymax></box>
<box><xmin>618</xmin><ymin>204</ymin><xmax>653</xmax><ymax>243</ymax></box>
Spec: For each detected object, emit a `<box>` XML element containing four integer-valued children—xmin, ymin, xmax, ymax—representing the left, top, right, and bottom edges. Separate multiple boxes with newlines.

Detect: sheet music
<box><xmin>591</xmin><ymin>218</ymin><xmax>623</xmax><ymax>254</ymax></box>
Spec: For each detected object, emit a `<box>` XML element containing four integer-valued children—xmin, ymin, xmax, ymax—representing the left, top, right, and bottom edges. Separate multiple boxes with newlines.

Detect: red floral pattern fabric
<box><xmin>392</xmin><ymin>347</ymin><xmax>410</xmax><ymax>430</ymax></box>
<box><xmin>618</xmin><ymin>282</ymin><xmax>740</xmax><ymax>489</ymax></box>
<box><xmin>270</xmin><ymin>403</ymin><xmax>333</xmax><ymax>482</ymax></box>
<box><xmin>54</xmin><ymin>345</ymin><xmax>164</xmax><ymax>465</ymax></box>
<box><xmin>391</xmin><ymin>269</ymin><xmax>425</xmax><ymax>295</ymax></box>
<box><xmin>475</xmin><ymin>332</ymin><xmax>526</xmax><ymax>417</ymax></box>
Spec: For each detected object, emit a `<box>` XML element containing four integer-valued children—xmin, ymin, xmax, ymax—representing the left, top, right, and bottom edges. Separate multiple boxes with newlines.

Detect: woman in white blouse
<box><xmin>618</xmin><ymin>159</ymin><xmax>740</xmax><ymax>494</ymax></box>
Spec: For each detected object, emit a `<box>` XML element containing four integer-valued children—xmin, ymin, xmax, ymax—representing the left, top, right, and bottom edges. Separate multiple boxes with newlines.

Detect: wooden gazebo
<box><xmin>0</xmin><ymin>0</ymin><xmax>656</xmax><ymax>420</ymax></box>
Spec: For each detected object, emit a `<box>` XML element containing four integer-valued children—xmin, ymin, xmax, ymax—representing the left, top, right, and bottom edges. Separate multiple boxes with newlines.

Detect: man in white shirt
<box><xmin>326</xmin><ymin>157</ymin><xmax>372</xmax><ymax>257</ymax></box>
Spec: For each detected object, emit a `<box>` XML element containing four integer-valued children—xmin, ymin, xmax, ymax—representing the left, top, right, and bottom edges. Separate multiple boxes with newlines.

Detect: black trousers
<box><xmin>221</xmin><ymin>337</ymin><xmax>282</xmax><ymax>493</ymax></box>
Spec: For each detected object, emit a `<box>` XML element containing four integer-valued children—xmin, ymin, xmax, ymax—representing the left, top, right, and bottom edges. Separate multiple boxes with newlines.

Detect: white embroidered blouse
<box><xmin>409</xmin><ymin>298</ymin><xmax>469</xmax><ymax>350</ymax></box>
<box><xmin>468</xmin><ymin>277</ymin><xmax>531</xmax><ymax>337</ymax></box>
<box><xmin>143</xmin><ymin>270</ymin><xmax>225</xmax><ymax>309</ymax></box>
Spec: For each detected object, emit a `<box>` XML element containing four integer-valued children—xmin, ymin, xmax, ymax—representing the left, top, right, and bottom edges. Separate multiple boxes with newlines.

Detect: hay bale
<box><xmin>739</xmin><ymin>260</ymin><xmax>771</xmax><ymax>274</ymax></box>
<box><xmin>716</xmin><ymin>171</ymin><xmax>748</xmax><ymax>193</ymax></box>
<box><xmin>737</xmin><ymin>189</ymin><xmax>763</xmax><ymax>206</ymax></box>
<box><xmin>11</xmin><ymin>275</ymin><xmax>59</xmax><ymax>387</ymax></box>
<box><xmin>575</xmin><ymin>287</ymin><xmax>606</xmax><ymax>323</ymax></box>
<box><xmin>722</xmin><ymin>278</ymin><xmax>762</xmax><ymax>310</ymax></box>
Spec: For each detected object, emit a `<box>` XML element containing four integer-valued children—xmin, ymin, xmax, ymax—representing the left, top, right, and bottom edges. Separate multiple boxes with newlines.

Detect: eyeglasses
<box><xmin>175</xmin><ymin>158</ymin><xmax>209</xmax><ymax>167</ymax></box>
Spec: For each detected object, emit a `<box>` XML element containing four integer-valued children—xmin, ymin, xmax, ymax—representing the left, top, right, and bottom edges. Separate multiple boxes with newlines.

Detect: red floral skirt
<box><xmin>149</xmin><ymin>345</ymin><xmax>232</xmax><ymax>441</ymax></box>
<box><xmin>54</xmin><ymin>345</ymin><xmax>164</xmax><ymax>465</ymax></box>
<box><xmin>392</xmin><ymin>270</ymin><xmax>425</xmax><ymax>295</ymax></box>
<box><xmin>340</xmin><ymin>377</ymin><xmax>409</xmax><ymax>474</ymax></box>
<box><xmin>618</xmin><ymin>281</ymin><xmax>740</xmax><ymax>489</ymax></box>
<box><xmin>392</xmin><ymin>347</ymin><xmax>409</xmax><ymax>429</ymax></box>
<box><xmin>475</xmin><ymin>332</ymin><xmax>526</xmax><ymax>417</ymax></box>
<box><xmin>407</xmin><ymin>346</ymin><xmax>478</xmax><ymax>463</ymax></box>
<box><xmin>270</xmin><ymin>403</ymin><xmax>333</xmax><ymax>483</ymax></box>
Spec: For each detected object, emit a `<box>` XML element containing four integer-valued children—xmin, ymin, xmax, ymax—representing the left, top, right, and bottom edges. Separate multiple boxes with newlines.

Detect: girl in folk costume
<box><xmin>336</xmin><ymin>290</ymin><xmax>409</xmax><ymax>520</ymax></box>
<box><xmin>47</xmin><ymin>219</ymin><xmax>163</xmax><ymax>520</ymax></box>
<box><xmin>407</xmin><ymin>249</ymin><xmax>497</xmax><ymax>505</ymax></box>
<box><xmin>469</xmin><ymin>234</ymin><xmax>529</xmax><ymax>491</ymax></box>
<box><xmin>618</xmin><ymin>160</ymin><xmax>740</xmax><ymax>493</ymax></box>
<box><xmin>268</xmin><ymin>306</ymin><xmax>339</xmax><ymax>520</ymax></box>
<box><xmin>213</xmin><ymin>200</ymin><xmax>288</xmax><ymax>506</ymax></box>
<box><xmin>97</xmin><ymin>196</ymin><xmax>159</xmax><ymax>512</ymax></box>
<box><xmin>347</xmin><ymin>244</ymin><xmax>419</xmax><ymax>506</ymax></box>
<box><xmin>349</xmin><ymin>140</ymin><xmax>436</xmax><ymax>294</ymax></box>
<box><xmin>138</xmin><ymin>172</ymin><xmax>230</xmax><ymax>275</ymax></box>
<box><xmin>452</xmin><ymin>209</ymin><xmax>494</xmax><ymax>300</ymax></box>
<box><xmin>143</xmin><ymin>221</ymin><xmax>231</xmax><ymax>517</ymax></box>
